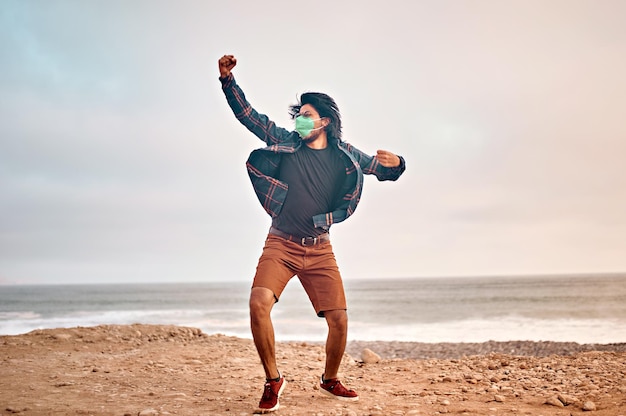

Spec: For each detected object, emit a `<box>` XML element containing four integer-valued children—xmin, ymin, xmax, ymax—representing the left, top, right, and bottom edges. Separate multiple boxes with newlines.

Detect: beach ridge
<box><xmin>2</xmin><ymin>324</ymin><xmax>625</xmax><ymax>415</ymax></box>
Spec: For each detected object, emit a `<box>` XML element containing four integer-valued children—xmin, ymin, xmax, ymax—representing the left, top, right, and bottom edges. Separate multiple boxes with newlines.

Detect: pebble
<box><xmin>362</xmin><ymin>348</ymin><xmax>381</xmax><ymax>364</ymax></box>
<box><xmin>583</xmin><ymin>401</ymin><xmax>597</xmax><ymax>411</ymax></box>
<box><xmin>544</xmin><ymin>396</ymin><xmax>565</xmax><ymax>407</ymax></box>
<box><xmin>557</xmin><ymin>393</ymin><xmax>576</xmax><ymax>405</ymax></box>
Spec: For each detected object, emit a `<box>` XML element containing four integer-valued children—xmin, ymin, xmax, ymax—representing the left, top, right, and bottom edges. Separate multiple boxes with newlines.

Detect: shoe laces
<box><xmin>263</xmin><ymin>378</ymin><xmax>284</xmax><ymax>401</ymax></box>
<box><xmin>261</xmin><ymin>381</ymin><xmax>276</xmax><ymax>401</ymax></box>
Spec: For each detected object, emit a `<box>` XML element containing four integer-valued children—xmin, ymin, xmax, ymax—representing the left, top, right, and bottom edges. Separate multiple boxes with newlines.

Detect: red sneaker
<box><xmin>320</xmin><ymin>375</ymin><xmax>359</xmax><ymax>401</ymax></box>
<box><xmin>255</xmin><ymin>376</ymin><xmax>286</xmax><ymax>413</ymax></box>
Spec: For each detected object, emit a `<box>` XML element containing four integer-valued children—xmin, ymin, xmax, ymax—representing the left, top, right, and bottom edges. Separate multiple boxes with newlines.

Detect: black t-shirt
<box><xmin>272</xmin><ymin>144</ymin><xmax>345</xmax><ymax>237</ymax></box>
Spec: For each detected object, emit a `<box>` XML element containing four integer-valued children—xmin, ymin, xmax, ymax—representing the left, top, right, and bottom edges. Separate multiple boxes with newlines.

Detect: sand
<box><xmin>1</xmin><ymin>324</ymin><xmax>625</xmax><ymax>415</ymax></box>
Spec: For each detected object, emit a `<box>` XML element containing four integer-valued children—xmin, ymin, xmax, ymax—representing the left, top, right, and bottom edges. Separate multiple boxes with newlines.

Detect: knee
<box><xmin>325</xmin><ymin>310</ymin><xmax>348</xmax><ymax>332</ymax></box>
<box><xmin>249</xmin><ymin>287</ymin><xmax>275</xmax><ymax>319</ymax></box>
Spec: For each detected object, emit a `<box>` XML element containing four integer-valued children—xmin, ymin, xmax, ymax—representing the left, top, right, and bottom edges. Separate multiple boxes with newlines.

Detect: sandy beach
<box><xmin>1</xmin><ymin>324</ymin><xmax>625</xmax><ymax>415</ymax></box>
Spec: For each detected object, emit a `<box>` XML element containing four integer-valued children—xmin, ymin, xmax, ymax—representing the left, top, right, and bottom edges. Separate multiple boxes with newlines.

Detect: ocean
<box><xmin>1</xmin><ymin>274</ymin><xmax>625</xmax><ymax>344</ymax></box>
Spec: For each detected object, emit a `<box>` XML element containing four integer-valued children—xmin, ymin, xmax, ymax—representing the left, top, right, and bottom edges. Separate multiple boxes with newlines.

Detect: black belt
<box><xmin>269</xmin><ymin>227</ymin><xmax>330</xmax><ymax>246</ymax></box>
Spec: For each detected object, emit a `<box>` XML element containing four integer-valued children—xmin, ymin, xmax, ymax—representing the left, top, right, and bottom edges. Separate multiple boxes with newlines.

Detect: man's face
<box><xmin>298</xmin><ymin>104</ymin><xmax>326</xmax><ymax>141</ymax></box>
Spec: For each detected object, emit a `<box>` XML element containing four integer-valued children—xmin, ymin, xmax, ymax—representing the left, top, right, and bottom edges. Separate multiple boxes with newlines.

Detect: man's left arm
<box><xmin>348</xmin><ymin>145</ymin><xmax>406</xmax><ymax>181</ymax></box>
<box><xmin>375</xmin><ymin>150</ymin><xmax>403</xmax><ymax>169</ymax></box>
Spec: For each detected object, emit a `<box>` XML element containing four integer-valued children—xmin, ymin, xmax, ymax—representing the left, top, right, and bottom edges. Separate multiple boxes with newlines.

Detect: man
<box><xmin>218</xmin><ymin>54</ymin><xmax>405</xmax><ymax>413</ymax></box>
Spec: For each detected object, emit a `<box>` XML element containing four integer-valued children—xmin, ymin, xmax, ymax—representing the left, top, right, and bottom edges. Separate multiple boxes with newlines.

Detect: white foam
<box><xmin>346</xmin><ymin>316</ymin><xmax>626</xmax><ymax>344</ymax></box>
<box><xmin>3</xmin><ymin>309</ymin><xmax>625</xmax><ymax>344</ymax></box>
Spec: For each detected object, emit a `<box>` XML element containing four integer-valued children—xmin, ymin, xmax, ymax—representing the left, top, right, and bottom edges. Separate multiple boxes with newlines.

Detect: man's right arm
<box><xmin>218</xmin><ymin>55</ymin><xmax>292</xmax><ymax>146</ymax></box>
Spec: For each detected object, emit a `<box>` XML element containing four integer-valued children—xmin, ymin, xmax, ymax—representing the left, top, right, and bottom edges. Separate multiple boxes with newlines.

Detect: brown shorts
<box><xmin>252</xmin><ymin>234</ymin><xmax>347</xmax><ymax>317</ymax></box>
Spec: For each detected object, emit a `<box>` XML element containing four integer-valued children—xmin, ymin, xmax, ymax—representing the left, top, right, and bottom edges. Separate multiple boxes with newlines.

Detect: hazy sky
<box><xmin>1</xmin><ymin>0</ymin><xmax>625</xmax><ymax>285</ymax></box>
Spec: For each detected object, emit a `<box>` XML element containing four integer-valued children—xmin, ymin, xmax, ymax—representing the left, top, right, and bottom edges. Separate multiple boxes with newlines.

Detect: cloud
<box><xmin>1</xmin><ymin>0</ymin><xmax>625</xmax><ymax>284</ymax></box>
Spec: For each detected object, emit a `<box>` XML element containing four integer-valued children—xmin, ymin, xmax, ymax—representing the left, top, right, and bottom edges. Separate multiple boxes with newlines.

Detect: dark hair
<box><xmin>288</xmin><ymin>92</ymin><xmax>342</xmax><ymax>140</ymax></box>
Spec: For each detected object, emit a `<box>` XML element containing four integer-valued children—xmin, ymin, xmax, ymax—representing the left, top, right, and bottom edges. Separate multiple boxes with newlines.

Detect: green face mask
<box><xmin>295</xmin><ymin>115</ymin><xmax>323</xmax><ymax>138</ymax></box>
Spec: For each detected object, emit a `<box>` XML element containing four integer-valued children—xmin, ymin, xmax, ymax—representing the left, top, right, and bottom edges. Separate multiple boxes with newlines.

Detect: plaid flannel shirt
<box><xmin>220</xmin><ymin>74</ymin><xmax>406</xmax><ymax>229</ymax></box>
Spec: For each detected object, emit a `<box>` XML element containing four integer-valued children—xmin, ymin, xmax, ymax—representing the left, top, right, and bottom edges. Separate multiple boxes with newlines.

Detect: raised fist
<box><xmin>218</xmin><ymin>54</ymin><xmax>237</xmax><ymax>77</ymax></box>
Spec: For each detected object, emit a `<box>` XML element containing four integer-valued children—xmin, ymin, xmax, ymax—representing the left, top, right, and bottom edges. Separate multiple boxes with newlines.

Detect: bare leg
<box><xmin>323</xmin><ymin>309</ymin><xmax>348</xmax><ymax>380</ymax></box>
<box><xmin>249</xmin><ymin>287</ymin><xmax>280</xmax><ymax>380</ymax></box>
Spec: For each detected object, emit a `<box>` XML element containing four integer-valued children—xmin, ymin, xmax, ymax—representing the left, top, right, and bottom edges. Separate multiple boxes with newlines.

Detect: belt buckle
<box><xmin>301</xmin><ymin>236</ymin><xmax>317</xmax><ymax>246</ymax></box>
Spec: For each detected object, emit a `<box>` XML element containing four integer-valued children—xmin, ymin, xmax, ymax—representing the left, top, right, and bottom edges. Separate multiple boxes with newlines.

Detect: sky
<box><xmin>1</xmin><ymin>0</ymin><xmax>625</xmax><ymax>285</ymax></box>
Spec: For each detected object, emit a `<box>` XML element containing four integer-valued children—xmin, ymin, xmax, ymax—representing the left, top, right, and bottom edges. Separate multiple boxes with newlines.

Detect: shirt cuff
<box><xmin>219</xmin><ymin>73</ymin><xmax>234</xmax><ymax>87</ymax></box>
